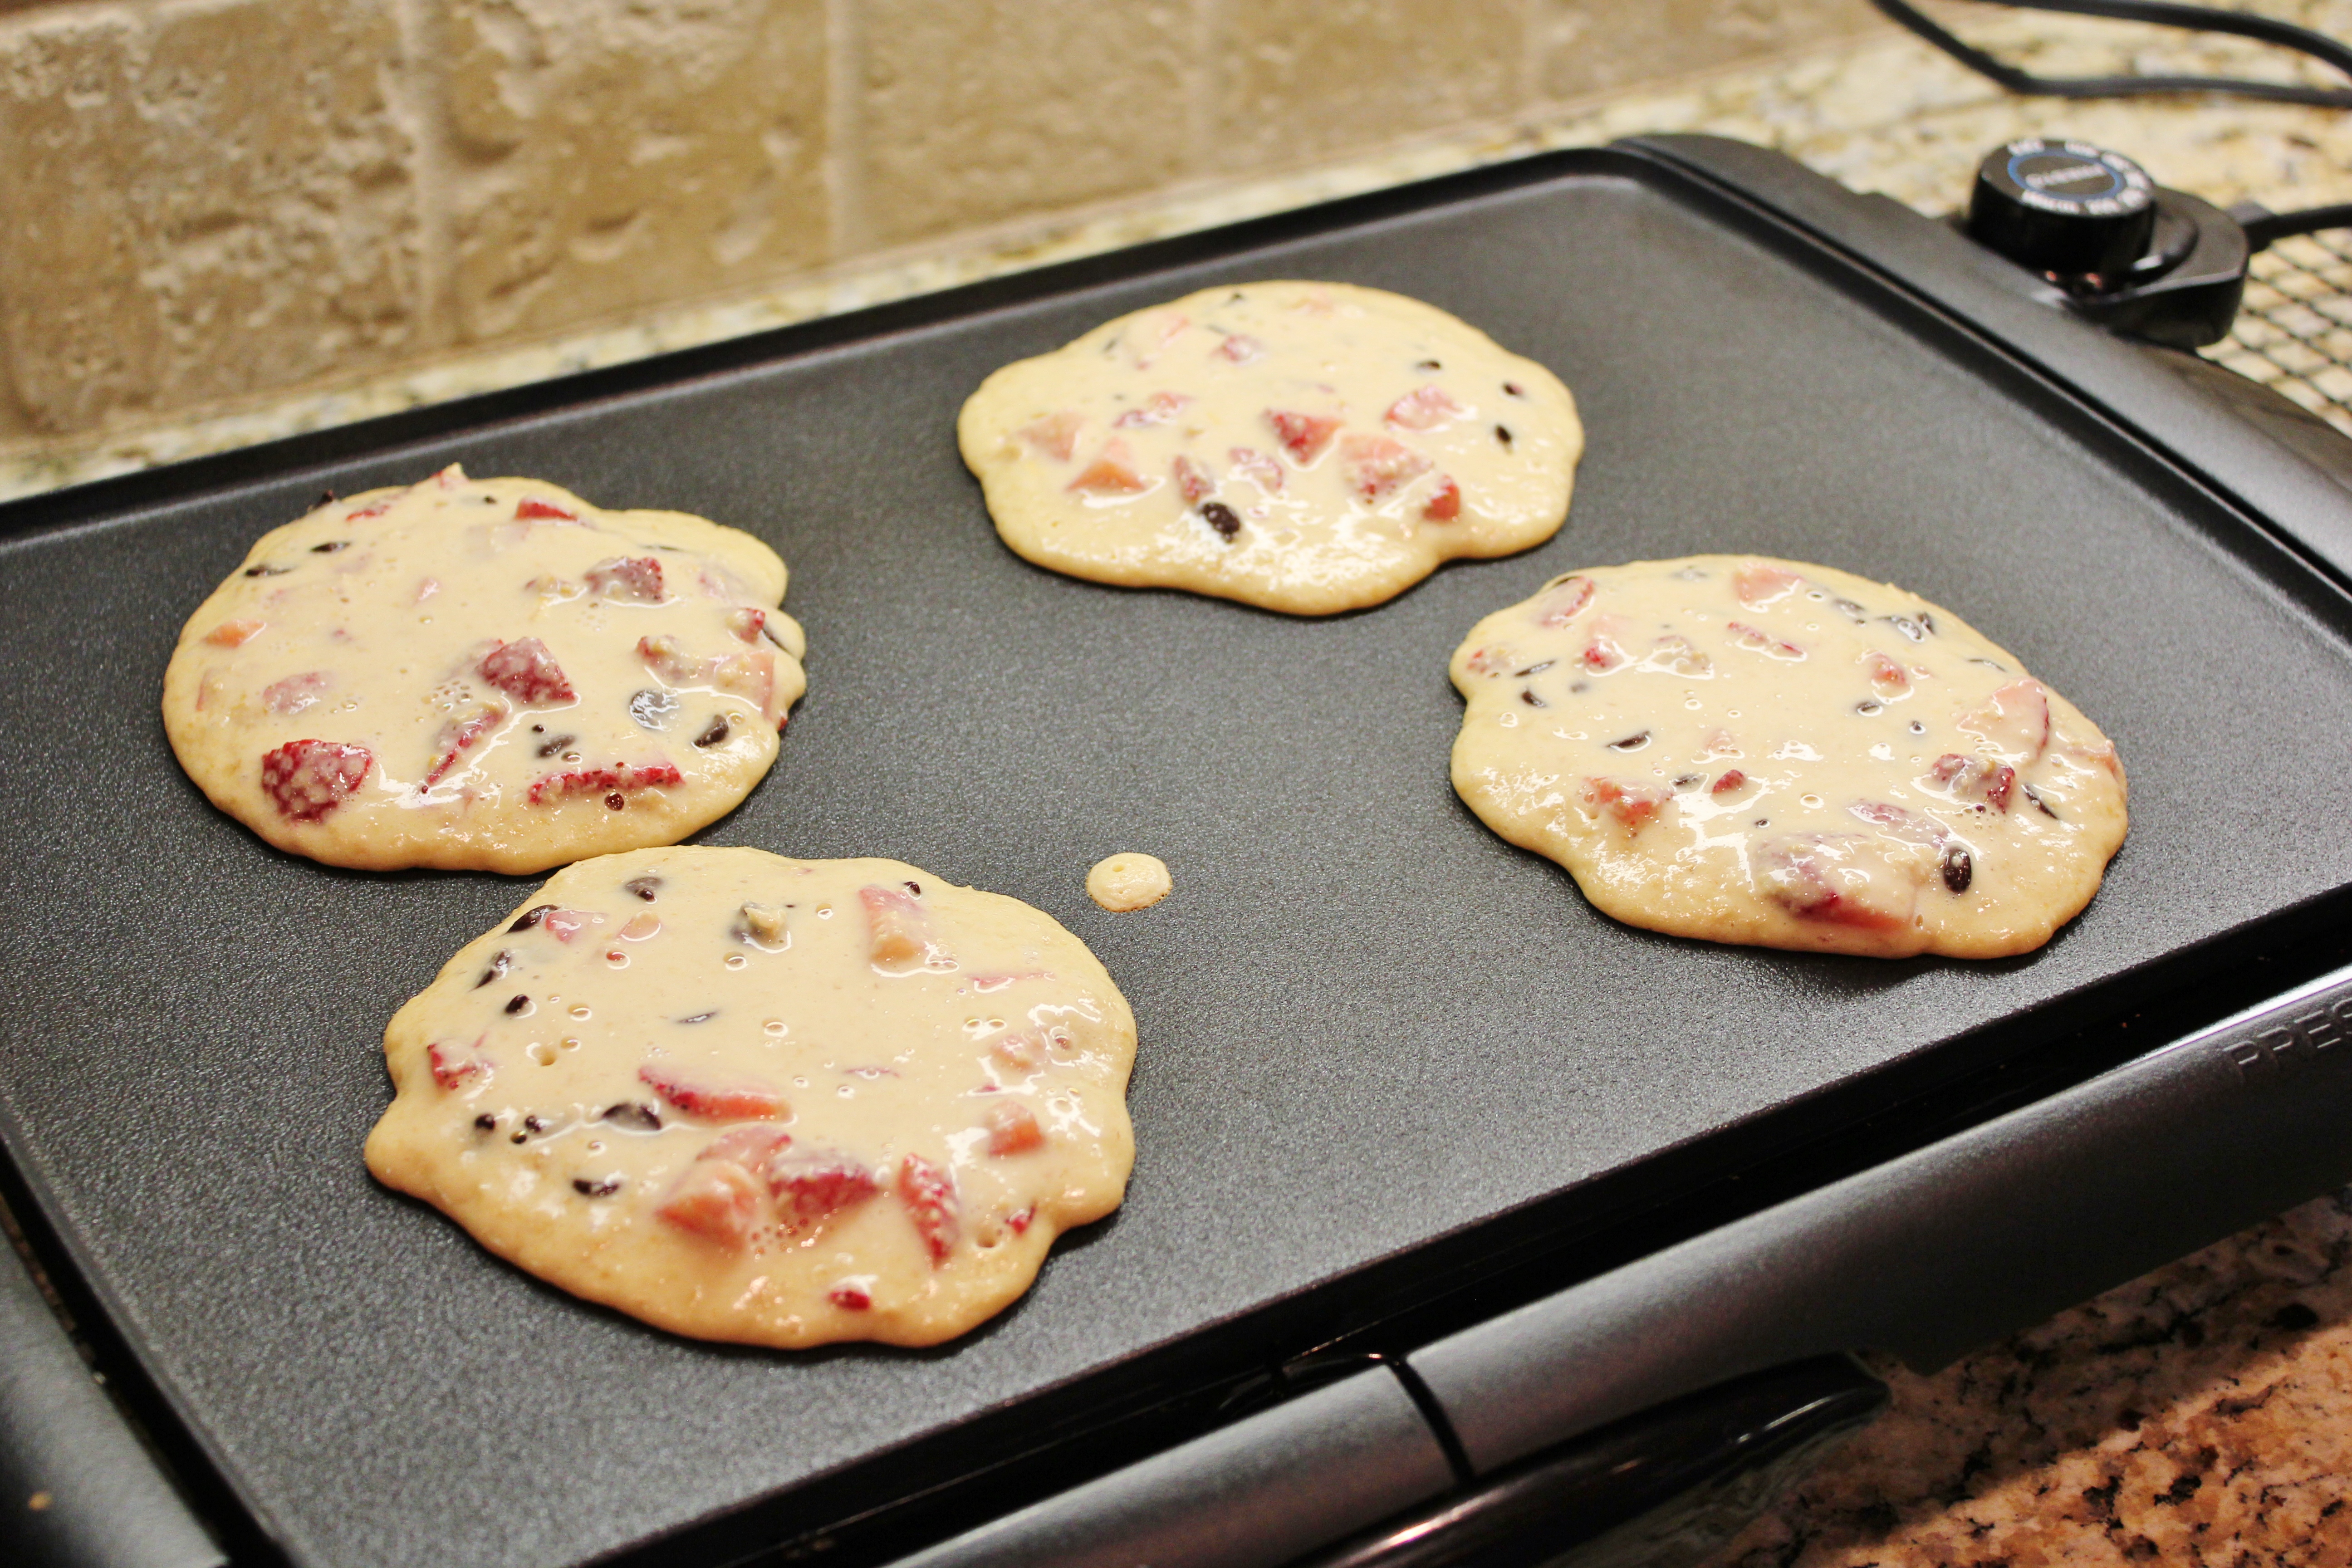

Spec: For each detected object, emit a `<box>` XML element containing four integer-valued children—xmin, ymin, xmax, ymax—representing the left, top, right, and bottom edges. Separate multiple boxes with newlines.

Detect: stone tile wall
<box><xmin>0</xmin><ymin>0</ymin><xmax>1880</xmax><ymax>451</ymax></box>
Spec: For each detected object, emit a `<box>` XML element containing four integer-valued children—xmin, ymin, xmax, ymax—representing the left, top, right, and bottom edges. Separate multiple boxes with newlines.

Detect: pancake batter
<box><xmin>365</xmin><ymin>848</ymin><xmax>1139</xmax><ymax>1348</ymax></box>
<box><xmin>1449</xmin><ymin>556</ymin><xmax>2128</xmax><ymax>958</ymax></box>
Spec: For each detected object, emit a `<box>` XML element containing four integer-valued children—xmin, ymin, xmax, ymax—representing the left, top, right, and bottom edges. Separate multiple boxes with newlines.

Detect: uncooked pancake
<box><xmin>365</xmin><ymin>848</ymin><xmax>1138</xmax><ymax>1349</ymax></box>
<box><xmin>1086</xmin><ymin>853</ymin><xmax>1171</xmax><ymax>911</ymax></box>
<box><xmin>1449</xmin><ymin>557</ymin><xmax>2128</xmax><ymax>959</ymax></box>
<box><xmin>958</xmin><ymin>281</ymin><xmax>1582</xmax><ymax>616</ymax></box>
<box><xmin>162</xmin><ymin>466</ymin><xmax>804</xmax><ymax>873</ymax></box>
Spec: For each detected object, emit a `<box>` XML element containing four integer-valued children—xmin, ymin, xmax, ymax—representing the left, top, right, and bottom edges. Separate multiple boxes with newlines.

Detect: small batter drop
<box><xmin>1087</xmin><ymin>853</ymin><xmax>1172</xmax><ymax>911</ymax></box>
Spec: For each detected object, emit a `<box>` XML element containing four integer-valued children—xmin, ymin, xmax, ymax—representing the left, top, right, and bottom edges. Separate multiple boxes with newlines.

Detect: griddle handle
<box><xmin>0</xmin><ymin>1240</ymin><xmax>225</xmax><ymax>1568</ymax></box>
<box><xmin>1289</xmin><ymin>1355</ymin><xmax>1886</xmax><ymax>1568</ymax></box>
<box><xmin>885</xmin><ymin>1365</ymin><xmax>1457</xmax><ymax>1568</ymax></box>
<box><xmin>1407</xmin><ymin>964</ymin><xmax>2352</xmax><ymax>1476</ymax></box>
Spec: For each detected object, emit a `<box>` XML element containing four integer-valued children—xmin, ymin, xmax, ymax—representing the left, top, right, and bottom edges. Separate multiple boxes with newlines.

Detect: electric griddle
<box><xmin>9</xmin><ymin>134</ymin><xmax>2352</xmax><ymax>1568</ymax></box>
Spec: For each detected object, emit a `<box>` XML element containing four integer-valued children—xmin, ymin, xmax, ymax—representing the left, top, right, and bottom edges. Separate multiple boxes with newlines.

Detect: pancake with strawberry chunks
<box><xmin>958</xmin><ymin>281</ymin><xmax>1582</xmax><ymax>615</ymax></box>
<box><xmin>1450</xmin><ymin>557</ymin><xmax>2128</xmax><ymax>959</ymax></box>
<box><xmin>365</xmin><ymin>848</ymin><xmax>1139</xmax><ymax>1349</ymax></box>
<box><xmin>162</xmin><ymin>466</ymin><xmax>804</xmax><ymax>873</ymax></box>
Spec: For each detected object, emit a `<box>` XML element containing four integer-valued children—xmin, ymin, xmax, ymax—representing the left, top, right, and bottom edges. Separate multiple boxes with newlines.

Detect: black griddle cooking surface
<box><xmin>6</xmin><ymin>149</ymin><xmax>2352</xmax><ymax>1568</ymax></box>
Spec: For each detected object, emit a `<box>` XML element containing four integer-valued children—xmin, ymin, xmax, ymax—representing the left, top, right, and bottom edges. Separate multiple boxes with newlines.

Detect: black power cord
<box><xmin>1870</xmin><ymin>0</ymin><xmax>2352</xmax><ymax>107</ymax></box>
<box><xmin>1872</xmin><ymin>1</ymin><xmax>2352</xmax><ymax>244</ymax></box>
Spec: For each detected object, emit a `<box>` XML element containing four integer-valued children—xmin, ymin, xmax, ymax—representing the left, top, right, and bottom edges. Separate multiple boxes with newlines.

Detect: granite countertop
<box><xmin>11</xmin><ymin>5</ymin><xmax>2352</xmax><ymax>1562</ymax></box>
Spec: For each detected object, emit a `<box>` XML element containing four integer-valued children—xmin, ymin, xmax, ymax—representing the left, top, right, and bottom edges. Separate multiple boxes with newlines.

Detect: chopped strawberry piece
<box><xmin>990</xmin><ymin>1029</ymin><xmax>1048</xmax><ymax>1071</ymax></box>
<box><xmin>983</xmin><ymin>1101</ymin><xmax>1046</xmax><ymax>1156</ymax></box>
<box><xmin>656</xmin><ymin>1160</ymin><xmax>766</xmax><ymax>1248</ymax></box>
<box><xmin>423</xmin><ymin>703</ymin><xmax>507</xmax><ymax>787</ymax></box>
<box><xmin>525</xmin><ymin>762</ymin><xmax>682</xmax><ymax>804</ymax></box>
<box><xmin>898</xmin><ymin>1154</ymin><xmax>959</xmax><ymax>1264</ymax></box>
<box><xmin>346</xmin><ymin>500</ymin><xmax>393</xmax><ymax>521</ymax></box>
<box><xmin>586</xmin><ymin>556</ymin><xmax>664</xmax><ymax>603</ymax></box>
<box><xmin>514</xmin><ymin>497</ymin><xmax>578</xmax><ymax>522</ymax></box>
<box><xmin>1727</xmin><ymin>621</ymin><xmax>1806</xmax><ymax>661</ymax></box>
<box><xmin>540</xmin><ymin>908</ymin><xmax>599</xmax><ymax>943</ymax></box>
<box><xmin>1386</xmin><ymin>386</ymin><xmax>1467</xmax><ymax>431</ymax></box>
<box><xmin>433</xmin><ymin>464</ymin><xmax>466</xmax><ymax>489</ymax></box>
<box><xmin>1113</xmin><ymin>391</ymin><xmax>1192</xmax><ymax>427</ymax></box>
<box><xmin>204</xmin><ymin>618</ymin><xmax>265</xmax><ymax>648</ymax></box>
<box><xmin>726</xmin><ymin>607</ymin><xmax>765</xmax><ymax>642</ymax></box>
<box><xmin>829</xmin><ymin>1283</ymin><xmax>874</xmax><ymax>1311</ymax></box>
<box><xmin>700</xmin><ymin>1125</ymin><xmax>793</xmax><ymax>1168</ymax></box>
<box><xmin>1227</xmin><ymin>446</ymin><xmax>1284</xmax><ymax>493</ymax></box>
<box><xmin>1931</xmin><ymin>754</ymin><xmax>2017</xmax><ymax>813</ymax></box>
<box><xmin>1068</xmin><ymin>440</ymin><xmax>1150</xmax><ymax>495</ymax></box>
<box><xmin>1535</xmin><ymin>576</ymin><xmax>1596</xmax><ymax>627</ymax></box>
<box><xmin>1214</xmin><ymin>334</ymin><xmax>1263</xmax><ymax>363</ymax></box>
<box><xmin>1267</xmin><ymin>410</ymin><xmax>1341</xmax><ymax>466</ymax></box>
<box><xmin>1005</xmin><ymin>1205</ymin><xmax>1035</xmax><ymax>1235</ymax></box>
<box><xmin>768</xmin><ymin>1148</ymin><xmax>882</xmax><ymax>1232</ymax></box>
<box><xmin>639</xmin><ymin>1062</ymin><xmax>789</xmax><ymax>1122</ymax></box>
<box><xmin>710</xmin><ymin>650</ymin><xmax>778</xmax><ymax>723</ymax></box>
<box><xmin>477</xmin><ymin>637</ymin><xmax>575</xmax><ymax>705</ymax></box>
<box><xmin>1581</xmin><ymin>637</ymin><xmax>1624</xmax><ymax>673</ymax></box>
<box><xmin>1581</xmin><ymin>777</ymin><xmax>1669</xmax><ymax>831</ymax></box>
<box><xmin>1759</xmin><ymin>836</ymin><xmax>1915</xmax><ymax>931</ymax></box>
<box><xmin>860</xmin><ymin>884</ymin><xmax>934</xmax><ymax>970</ymax></box>
<box><xmin>1710</xmin><ymin>769</ymin><xmax>1747</xmax><ymax>794</ymax></box>
<box><xmin>1340</xmin><ymin>434</ymin><xmax>1433</xmax><ymax>502</ymax></box>
<box><xmin>1864</xmin><ymin>652</ymin><xmax>1910</xmax><ymax>696</ymax></box>
<box><xmin>1422</xmin><ymin>476</ymin><xmax>1461</xmax><ymax>521</ymax></box>
<box><xmin>262</xmin><ymin>671</ymin><xmax>330</xmax><ymax>715</ymax></box>
<box><xmin>1018</xmin><ymin>412</ymin><xmax>1083</xmax><ymax>461</ymax></box>
<box><xmin>426</xmin><ymin>1038</ymin><xmax>489</xmax><ymax>1090</ymax></box>
<box><xmin>1733</xmin><ymin>563</ymin><xmax>1803</xmax><ymax>606</ymax></box>
<box><xmin>260</xmin><ymin>740</ymin><xmax>372</xmax><ymax>822</ymax></box>
<box><xmin>1173</xmin><ymin>454</ymin><xmax>1215</xmax><ymax>505</ymax></box>
<box><xmin>1960</xmin><ymin>680</ymin><xmax>2052</xmax><ymax>763</ymax></box>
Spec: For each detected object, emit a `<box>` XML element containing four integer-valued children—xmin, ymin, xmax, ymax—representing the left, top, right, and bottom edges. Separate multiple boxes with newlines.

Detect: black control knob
<box><xmin>1966</xmin><ymin>138</ymin><xmax>2157</xmax><ymax>279</ymax></box>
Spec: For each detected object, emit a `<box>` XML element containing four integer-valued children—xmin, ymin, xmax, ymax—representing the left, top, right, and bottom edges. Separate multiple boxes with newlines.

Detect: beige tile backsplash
<box><xmin>0</xmin><ymin>0</ymin><xmax>1881</xmax><ymax>451</ymax></box>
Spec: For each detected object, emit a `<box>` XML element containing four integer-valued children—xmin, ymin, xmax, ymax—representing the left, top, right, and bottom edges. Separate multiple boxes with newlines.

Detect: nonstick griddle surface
<box><xmin>6</xmin><ymin>153</ymin><xmax>2352</xmax><ymax>1568</ymax></box>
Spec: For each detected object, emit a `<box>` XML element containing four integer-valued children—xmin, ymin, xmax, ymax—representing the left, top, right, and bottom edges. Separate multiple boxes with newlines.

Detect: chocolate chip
<box><xmin>535</xmin><ymin>733</ymin><xmax>576</xmax><ymax>758</ymax></box>
<box><xmin>2271</xmin><ymin>1301</ymin><xmax>2320</xmax><ymax>1332</ymax></box>
<box><xmin>678</xmin><ymin>1011</ymin><xmax>715</xmax><ymax>1024</ymax></box>
<box><xmin>1921</xmin><ymin>612</ymin><xmax>1937</xmax><ymax>633</ymax></box>
<box><xmin>904</xmin><ymin>880</ymin><xmax>922</xmax><ymax>895</ymax></box>
<box><xmin>1754</xmin><ymin>818</ymin><xmax>1769</xmax><ymax>827</ymax></box>
<box><xmin>504</xmin><ymin>994</ymin><xmax>530</xmax><ymax>1015</ymax></box>
<box><xmin>1832</xmin><ymin>598</ymin><xmax>1866</xmax><ymax>622</ymax></box>
<box><xmin>474</xmin><ymin>950</ymin><xmax>512</xmax><ymax>988</ymax></box>
<box><xmin>1882</xmin><ymin>613</ymin><xmax>1927</xmax><ymax>642</ymax></box>
<box><xmin>1519</xmin><ymin>688</ymin><xmax>1546</xmax><ymax>708</ymax></box>
<box><xmin>1970</xmin><ymin>656</ymin><xmax>2005</xmax><ymax>669</ymax></box>
<box><xmin>1503</xmin><ymin>381</ymin><xmax>1525</xmax><ymax>397</ymax></box>
<box><xmin>1569</xmin><ymin>681</ymin><xmax>1589</xmax><ymax>694</ymax></box>
<box><xmin>1909</xmin><ymin>720</ymin><xmax>1926</xmax><ymax>735</ymax></box>
<box><xmin>524</xmin><ymin>1114</ymin><xmax>549</xmax><ymax>1134</ymax></box>
<box><xmin>573</xmin><ymin>1175</ymin><xmax>625</xmax><ymax>1198</ymax></box>
<box><xmin>1494</xmin><ymin>424</ymin><xmax>1513</xmax><ymax>448</ymax></box>
<box><xmin>473</xmin><ymin>1113</ymin><xmax>498</xmax><ymax>1133</ymax></box>
<box><xmin>1416</xmin><ymin>359</ymin><xmax>1442</xmax><ymax>370</ymax></box>
<box><xmin>510</xmin><ymin>905</ymin><xmax>555</xmax><ymax>932</ymax></box>
<box><xmin>242</xmin><ymin>564</ymin><xmax>289</xmax><ymax>577</ymax></box>
<box><xmin>2022</xmin><ymin>783</ymin><xmax>2060</xmax><ymax>819</ymax></box>
<box><xmin>1511</xmin><ymin>660</ymin><xmax>1554</xmax><ymax>676</ymax></box>
<box><xmin>694</xmin><ymin>716</ymin><xmax>731</xmax><ymax>748</ymax></box>
<box><xmin>624</xmin><ymin>875</ymin><xmax>662</xmax><ymax>902</ymax></box>
<box><xmin>1674</xmin><ymin>773</ymin><xmax>1703</xmax><ymax>788</ymax></box>
<box><xmin>601</xmin><ymin>1101</ymin><xmax>662</xmax><ymax>1132</ymax></box>
<box><xmin>316</xmin><ymin>490</ymin><xmax>339</xmax><ymax>507</ymax></box>
<box><xmin>310</xmin><ymin>540</ymin><xmax>349</xmax><ymax>554</ymax></box>
<box><xmin>604</xmin><ymin>792</ymin><xmax>626</xmax><ymax>810</ymax></box>
<box><xmin>1855</xmin><ymin>700</ymin><xmax>1882</xmax><ymax>715</ymax></box>
<box><xmin>1941</xmin><ymin>845</ymin><xmax>1974</xmax><ymax>893</ymax></box>
<box><xmin>1607</xmin><ymin>730</ymin><xmax>1651</xmax><ymax>750</ymax></box>
<box><xmin>1201</xmin><ymin>501</ymin><xmax>1242</xmax><ymax>540</ymax></box>
<box><xmin>628</xmin><ymin>689</ymin><xmax>679</xmax><ymax>730</ymax></box>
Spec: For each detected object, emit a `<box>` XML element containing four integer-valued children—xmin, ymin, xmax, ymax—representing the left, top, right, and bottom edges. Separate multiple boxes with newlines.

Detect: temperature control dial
<box><xmin>1966</xmin><ymin>138</ymin><xmax>2157</xmax><ymax>279</ymax></box>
